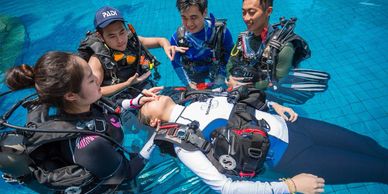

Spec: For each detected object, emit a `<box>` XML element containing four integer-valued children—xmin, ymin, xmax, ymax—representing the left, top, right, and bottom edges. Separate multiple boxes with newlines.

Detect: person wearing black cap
<box><xmin>78</xmin><ymin>6</ymin><xmax>187</xmax><ymax>99</ymax></box>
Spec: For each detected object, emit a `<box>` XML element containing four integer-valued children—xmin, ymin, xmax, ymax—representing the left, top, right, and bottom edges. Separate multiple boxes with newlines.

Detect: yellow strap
<box><xmin>230</xmin><ymin>44</ymin><xmax>240</xmax><ymax>57</ymax></box>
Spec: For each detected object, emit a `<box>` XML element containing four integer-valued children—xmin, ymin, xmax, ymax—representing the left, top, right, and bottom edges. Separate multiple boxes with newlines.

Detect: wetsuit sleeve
<box><xmin>174</xmin><ymin>147</ymin><xmax>289</xmax><ymax>194</ymax></box>
<box><xmin>170</xmin><ymin>34</ymin><xmax>191</xmax><ymax>85</ymax></box>
<box><xmin>276</xmin><ymin>42</ymin><xmax>295</xmax><ymax>79</ymax></box>
<box><xmin>70</xmin><ymin>136</ymin><xmax>146</xmax><ymax>180</ymax></box>
<box><xmin>139</xmin><ymin>132</ymin><xmax>156</xmax><ymax>160</ymax></box>
<box><xmin>121</xmin><ymin>93</ymin><xmax>143</xmax><ymax>110</ymax></box>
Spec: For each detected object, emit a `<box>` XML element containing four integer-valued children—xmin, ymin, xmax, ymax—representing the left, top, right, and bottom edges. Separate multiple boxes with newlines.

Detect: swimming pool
<box><xmin>0</xmin><ymin>0</ymin><xmax>387</xmax><ymax>193</ymax></box>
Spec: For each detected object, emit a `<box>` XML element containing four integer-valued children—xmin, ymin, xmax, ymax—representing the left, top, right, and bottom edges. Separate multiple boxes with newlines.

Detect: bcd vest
<box><xmin>176</xmin><ymin>13</ymin><xmax>227</xmax><ymax>83</ymax></box>
<box><xmin>0</xmin><ymin>99</ymin><xmax>126</xmax><ymax>193</ymax></box>
<box><xmin>230</xmin><ymin>17</ymin><xmax>311</xmax><ymax>83</ymax></box>
<box><xmin>78</xmin><ymin>26</ymin><xmax>160</xmax><ymax>86</ymax></box>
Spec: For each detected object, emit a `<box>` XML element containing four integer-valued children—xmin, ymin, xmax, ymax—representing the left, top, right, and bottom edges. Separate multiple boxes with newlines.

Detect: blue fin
<box><xmin>280</xmin><ymin>68</ymin><xmax>330</xmax><ymax>92</ymax></box>
<box><xmin>266</xmin><ymin>68</ymin><xmax>330</xmax><ymax>105</ymax></box>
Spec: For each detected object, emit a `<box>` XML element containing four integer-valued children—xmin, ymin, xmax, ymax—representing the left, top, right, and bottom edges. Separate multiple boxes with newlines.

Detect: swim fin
<box><xmin>266</xmin><ymin>68</ymin><xmax>330</xmax><ymax>105</ymax></box>
<box><xmin>278</xmin><ymin>68</ymin><xmax>330</xmax><ymax>92</ymax></box>
<box><xmin>266</xmin><ymin>86</ymin><xmax>314</xmax><ymax>105</ymax></box>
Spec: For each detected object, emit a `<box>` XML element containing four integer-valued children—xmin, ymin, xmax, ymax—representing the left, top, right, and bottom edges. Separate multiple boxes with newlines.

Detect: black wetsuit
<box><xmin>58</xmin><ymin>108</ymin><xmax>146</xmax><ymax>191</ymax></box>
<box><xmin>274</xmin><ymin>117</ymin><xmax>388</xmax><ymax>184</ymax></box>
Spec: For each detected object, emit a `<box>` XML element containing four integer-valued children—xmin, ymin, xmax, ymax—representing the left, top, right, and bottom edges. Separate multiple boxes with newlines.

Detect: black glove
<box><xmin>230</xmin><ymin>66</ymin><xmax>266</xmax><ymax>83</ymax></box>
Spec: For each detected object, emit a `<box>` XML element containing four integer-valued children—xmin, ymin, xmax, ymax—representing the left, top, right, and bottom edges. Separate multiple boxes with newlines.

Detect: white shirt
<box><xmin>168</xmin><ymin>97</ymin><xmax>290</xmax><ymax>194</ymax></box>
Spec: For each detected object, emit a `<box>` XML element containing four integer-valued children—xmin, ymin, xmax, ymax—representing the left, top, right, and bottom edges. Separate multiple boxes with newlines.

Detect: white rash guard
<box><xmin>168</xmin><ymin>96</ymin><xmax>290</xmax><ymax>194</ymax></box>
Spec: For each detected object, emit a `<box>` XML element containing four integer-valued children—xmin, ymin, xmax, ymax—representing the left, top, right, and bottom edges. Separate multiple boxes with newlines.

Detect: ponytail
<box><xmin>5</xmin><ymin>64</ymin><xmax>35</xmax><ymax>91</ymax></box>
<box><xmin>5</xmin><ymin>52</ymin><xmax>84</xmax><ymax>109</ymax></box>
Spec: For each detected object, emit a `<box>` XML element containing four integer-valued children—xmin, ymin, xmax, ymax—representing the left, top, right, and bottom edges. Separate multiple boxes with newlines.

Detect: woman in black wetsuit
<box><xmin>5</xmin><ymin>51</ymin><xmax>159</xmax><ymax>193</ymax></box>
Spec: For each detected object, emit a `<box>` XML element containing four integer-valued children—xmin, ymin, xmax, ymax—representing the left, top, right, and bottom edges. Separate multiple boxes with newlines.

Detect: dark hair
<box><xmin>243</xmin><ymin>0</ymin><xmax>273</xmax><ymax>10</ymax></box>
<box><xmin>176</xmin><ymin>0</ymin><xmax>208</xmax><ymax>14</ymax></box>
<box><xmin>137</xmin><ymin>108</ymin><xmax>151</xmax><ymax>126</ymax></box>
<box><xmin>6</xmin><ymin>64</ymin><xmax>35</xmax><ymax>90</ymax></box>
<box><xmin>5</xmin><ymin>51</ymin><xmax>84</xmax><ymax>108</ymax></box>
<box><xmin>97</xmin><ymin>20</ymin><xmax>125</xmax><ymax>36</ymax></box>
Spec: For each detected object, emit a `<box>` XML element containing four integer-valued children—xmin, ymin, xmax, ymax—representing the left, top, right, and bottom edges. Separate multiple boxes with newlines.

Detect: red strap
<box><xmin>197</xmin><ymin>83</ymin><xmax>212</xmax><ymax>90</ymax></box>
<box><xmin>174</xmin><ymin>87</ymin><xmax>187</xmax><ymax>91</ymax></box>
<box><xmin>233</xmin><ymin>128</ymin><xmax>267</xmax><ymax>137</ymax></box>
<box><xmin>239</xmin><ymin>171</ymin><xmax>255</xmax><ymax>178</ymax></box>
<box><xmin>160</xmin><ymin>124</ymin><xmax>179</xmax><ymax>129</ymax></box>
<box><xmin>260</xmin><ymin>27</ymin><xmax>268</xmax><ymax>43</ymax></box>
<box><xmin>114</xmin><ymin>107</ymin><xmax>121</xmax><ymax>114</ymax></box>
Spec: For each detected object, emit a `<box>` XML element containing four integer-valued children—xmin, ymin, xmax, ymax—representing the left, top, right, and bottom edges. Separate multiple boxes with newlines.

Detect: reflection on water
<box><xmin>0</xmin><ymin>15</ymin><xmax>26</xmax><ymax>74</ymax></box>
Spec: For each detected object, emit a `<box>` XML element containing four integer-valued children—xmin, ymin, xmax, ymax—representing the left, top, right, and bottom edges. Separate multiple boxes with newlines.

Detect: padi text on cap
<box><xmin>94</xmin><ymin>6</ymin><xmax>124</xmax><ymax>29</ymax></box>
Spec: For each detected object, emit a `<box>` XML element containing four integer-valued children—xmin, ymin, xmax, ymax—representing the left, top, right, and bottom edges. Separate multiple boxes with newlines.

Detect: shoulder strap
<box><xmin>77</xmin><ymin>32</ymin><xmax>113</xmax><ymax>61</ymax></box>
<box><xmin>154</xmin><ymin>122</ymin><xmax>212</xmax><ymax>156</ymax></box>
<box><xmin>238</xmin><ymin>87</ymin><xmax>267</xmax><ymax>111</ymax></box>
<box><xmin>207</xmin><ymin>15</ymin><xmax>227</xmax><ymax>80</ymax></box>
<box><xmin>77</xmin><ymin>31</ymin><xmax>118</xmax><ymax>82</ymax></box>
<box><xmin>24</xmin><ymin>104</ymin><xmax>113</xmax><ymax>153</ymax></box>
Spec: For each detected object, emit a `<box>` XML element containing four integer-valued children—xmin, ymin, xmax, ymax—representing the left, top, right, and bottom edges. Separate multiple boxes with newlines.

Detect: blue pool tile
<box><xmin>324</xmin><ymin>185</ymin><xmax>335</xmax><ymax>193</ymax></box>
<box><xmin>368</xmin><ymin>108</ymin><xmax>387</xmax><ymax>120</ymax></box>
<box><xmin>366</xmin><ymin>184</ymin><xmax>387</xmax><ymax>194</ymax></box>
<box><xmin>357</xmin><ymin>112</ymin><xmax>374</xmax><ymax>123</ymax></box>
<box><xmin>380</xmin><ymin>183</ymin><xmax>388</xmax><ymax>193</ymax></box>
<box><xmin>349</xmin><ymin>102</ymin><xmax>367</xmax><ymax>114</ymax></box>
<box><xmin>350</xmin><ymin>122</ymin><xmax>369</xmax><ymax>135</ymax></box>
<box><xmin>364</xmin><ymin>121</ymin><xmax>383</xmax><ymax>137</ymax></box>
<box><xmin>345</xmin><ymin>186</ymin><xmax>370</xmax><ymax>194</ymax></box>
<box><xmin>331</xmin><ymin>185</ymin><xmax>351</xmax><ymax>194</ymax></box>
<box><xmin>370</xmin><ymin>129</ymin><xmax>387</xmax><ymax>142</ymax></box>
<box><xmin>376</xmin><ymin>117</ymin><xmax>388</xmax><ymax>129</ymax></box>
<box><xmin>0</xmin><ymin>0</ymin><xmax>387</xmax><ymax>193</ymax></box>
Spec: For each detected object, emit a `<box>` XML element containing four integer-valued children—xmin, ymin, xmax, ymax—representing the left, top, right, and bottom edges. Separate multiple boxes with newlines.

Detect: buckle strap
<box><xmin>186</xmin><ymin>133</ymin><xmax>211</xmax><ymax>153</ymax></box>
<box><xmin>257</xmin><ymin>119</ymin><xmax>270</xmax><ymax>132</ymax></box>
<box><xmin>234</xmin><ymin>103</ymin><xmax>247</xmax><ymax>113</ymax></box>
<box><xmin>158</xmin><ymin>121</ymin><xmax>211</xmax><ymax>152</ymax></box>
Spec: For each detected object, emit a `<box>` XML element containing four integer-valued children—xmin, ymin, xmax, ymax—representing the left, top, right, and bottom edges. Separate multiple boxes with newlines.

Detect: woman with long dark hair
<box><xmin>3</xmin><ymin>51</ymin><xmax>160</xmax><ymax>193</ymax></box>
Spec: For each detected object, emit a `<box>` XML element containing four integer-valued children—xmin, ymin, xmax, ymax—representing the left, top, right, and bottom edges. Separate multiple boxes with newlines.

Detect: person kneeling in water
<box><xmin>3</xmin><ymin>52</ymin><xmax>161</xmax><ymax>193</ymax></box>
<box><xmin>137</xmin><ymin>92</ymin><xmax>388</xmax><ymax>193</ymax></box>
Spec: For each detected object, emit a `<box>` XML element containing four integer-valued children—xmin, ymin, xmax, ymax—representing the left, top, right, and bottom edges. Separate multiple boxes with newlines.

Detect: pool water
<box><xmin>0</xmin><ymin>0</ymin><xmax>387</xmax><ymax>193</ymax></box>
